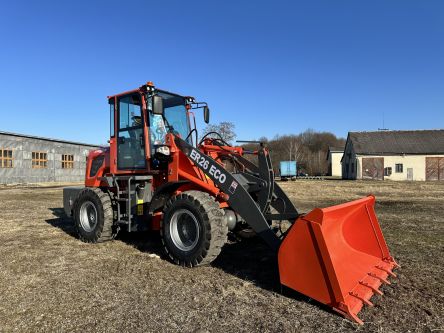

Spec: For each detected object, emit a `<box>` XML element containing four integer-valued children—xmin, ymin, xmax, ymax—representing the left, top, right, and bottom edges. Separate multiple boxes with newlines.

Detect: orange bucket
<box><xmin>278</xmin><ymin>195</ymin><xmax>399</xmax><ymax>324</ymax></box>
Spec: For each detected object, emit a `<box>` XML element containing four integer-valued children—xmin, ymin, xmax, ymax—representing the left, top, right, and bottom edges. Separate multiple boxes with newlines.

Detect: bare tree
<box><xmin>289</xmin><ymin>136</ymin><xmax>305</xmax><ymax>163</ymax></box>
<box><xmin>240</xmin><ymin>129</ymin><xmax>345</xmax><ymax>176</ymax></box>
<box><xmin>202</xmin><ymin>121</ymin><xmax>236</xmax><ymax>144</ymax></box>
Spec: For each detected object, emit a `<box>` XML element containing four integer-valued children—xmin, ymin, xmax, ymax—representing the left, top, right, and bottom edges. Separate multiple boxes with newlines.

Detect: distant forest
<box><xmin>203</xmin><ymin>123</ymin><xmax>345</xmax><ymax>176</ymax></box>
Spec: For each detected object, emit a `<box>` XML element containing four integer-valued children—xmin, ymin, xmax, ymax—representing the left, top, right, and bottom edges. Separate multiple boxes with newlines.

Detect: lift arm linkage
<box><xmin>175</xmin><ymin>136</ymin><xmax>298</xmax><ymax>251</ymax></box>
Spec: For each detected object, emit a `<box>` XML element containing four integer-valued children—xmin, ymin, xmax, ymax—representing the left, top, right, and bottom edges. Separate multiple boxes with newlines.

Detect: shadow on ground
<box><xmin>45</xmin><ymin>207</ymin><xmax>332</xmax><ymax>316</ymax></box>
<box><xmin>45</xmin><ymin>207</ymin><xmax>165</xmax><ymax>257</ymax></box>
<box><xmin>212</xmin><ymin>236</ymin><xmax>323</xmax><ymax>306</ymax></box>
<box><xmin>45</xmin><ymin>207</ymin><xmax>285</xmax><ymax>292</ymax></box>
<box><xmin>46</xmin><ymin>208</ymin><xmax>77</xmax><ymax>237</ymax></box>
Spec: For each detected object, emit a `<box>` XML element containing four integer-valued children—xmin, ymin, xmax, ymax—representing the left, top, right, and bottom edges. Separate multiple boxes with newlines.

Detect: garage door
<box><xmin>362</xmin><ymin>157</ymin><xmax>384</xmax><ymax>180</ymax></box>
<box><xmin>426</xmin><ymin>157</ymin><xmax>444</xmax><ymax>181</ymax></box>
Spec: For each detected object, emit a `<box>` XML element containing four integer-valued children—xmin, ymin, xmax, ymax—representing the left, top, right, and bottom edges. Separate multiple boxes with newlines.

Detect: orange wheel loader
<box><xmin>63</xmin><ymin>82</ymin><xmax>398</xmax><ymax>324</ymax></box>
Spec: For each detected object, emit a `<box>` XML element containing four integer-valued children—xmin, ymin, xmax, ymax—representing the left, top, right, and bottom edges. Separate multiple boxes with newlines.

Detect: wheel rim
<box><xmin>79</xmin><ymin>201</ymin><xmax>98</xmax><ymax>232</ymax></box>
<box><xmin>170</xmin><ymin>209</ymin><xmax>200</xmax><ymax>251</ymax></box>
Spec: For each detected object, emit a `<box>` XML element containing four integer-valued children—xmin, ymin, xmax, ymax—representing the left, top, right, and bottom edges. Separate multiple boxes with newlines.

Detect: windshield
<box><xmin>148</xmin><ymin>92</ymin><xmax>191</xmax><ymax>150</ymax></box>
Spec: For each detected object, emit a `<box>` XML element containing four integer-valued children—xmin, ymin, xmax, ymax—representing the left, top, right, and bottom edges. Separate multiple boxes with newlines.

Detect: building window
<box><xmin>62</xmin><ymin>154</ymin><xmax>74</xmax><ymax>169</ymax></box>
<box><xmin>395</xmin><ymin>163</ymin><xmax>403</xmax><ymax>173</ymax></box>
<box><xmin>0</xmin><ymin>149</ymin><xmax>13</xmax><ymax>168</ymax></box>
<box><xmin>32</xmin><ymin>152</ymin><xmax>47</xmax><ymax>168</ymax></box>
<box><xmin>384</xmin><ymin>167</ymin><xmax>392</xmax><ymax>176</ymax></box>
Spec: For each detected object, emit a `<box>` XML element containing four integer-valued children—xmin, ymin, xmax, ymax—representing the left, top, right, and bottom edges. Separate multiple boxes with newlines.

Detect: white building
<box><xmin>342</xmin><ymin>130</ymin><xmax>444</xmax><ymax>181</ymax></box>
<box><xmin>327</xmin><ymin>146</ymin><xmax>344</xmax><ymax>177</ymax></box>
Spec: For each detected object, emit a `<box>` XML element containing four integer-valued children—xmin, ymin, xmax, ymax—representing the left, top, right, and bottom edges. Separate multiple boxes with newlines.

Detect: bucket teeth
<box><xmin>376</xmin><ymin>265</ymin><xmax>397</xmax><ymax>277</ymax></box>
<box><xmin>349</xmin><ymin>292</ymin><xmax>374</xmax><ymax>307</ymax></box>
<box><xmin>368</xmin><ymin>272</ymin><xmax>391</xmax><ymax>285</ymax></box>
<box><xmin>359</xmin><ymin>281</ymin><xmax>383</xmax><ymax>296</ymax></box>
<box><xmin>385</xmin><ymin>257</ymin><xmax>401</xmax><ymax>268</ymax></box>
<box><xmin>346</xmin><ymin>312</ymin><xmax>364</xmax><ymax>326</ymax></box>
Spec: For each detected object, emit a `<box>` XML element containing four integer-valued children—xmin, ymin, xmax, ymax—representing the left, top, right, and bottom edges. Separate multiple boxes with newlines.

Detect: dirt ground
<box><xmin>0</xmin><ymin>180</ymin><xmax>443</xmax><ymax>333</ymax></box>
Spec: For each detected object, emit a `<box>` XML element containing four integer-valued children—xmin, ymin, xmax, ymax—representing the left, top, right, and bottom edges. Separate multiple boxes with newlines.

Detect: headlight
<box><xmin>156</xmin><ymin>146</ymin><xmax>170</xmax><ymax>156</ymax></box>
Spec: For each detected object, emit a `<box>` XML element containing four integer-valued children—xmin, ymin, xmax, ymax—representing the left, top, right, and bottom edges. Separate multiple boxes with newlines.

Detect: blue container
<box><xmin>280</xmin><ymin>161</ymin><xmax>297</xmax><ymax>178</ymax></box>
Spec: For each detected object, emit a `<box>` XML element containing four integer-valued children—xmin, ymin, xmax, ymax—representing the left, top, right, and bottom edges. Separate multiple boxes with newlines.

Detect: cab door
<box><xmin>116</xmin><ymin>94</ymin><xmax>146</xmax><ymax>170</ymax></box>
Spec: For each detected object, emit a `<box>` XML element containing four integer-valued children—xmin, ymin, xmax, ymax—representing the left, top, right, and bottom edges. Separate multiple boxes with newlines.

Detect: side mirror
<box><xmin>152</xmin><ymin>95</ymin><xmax>164</xmax><ymax>115</ymax></box>
<box><xmin>203</xmin><ymin>105</ymin><xmax>210</xmax><ymax>124</ymax></box>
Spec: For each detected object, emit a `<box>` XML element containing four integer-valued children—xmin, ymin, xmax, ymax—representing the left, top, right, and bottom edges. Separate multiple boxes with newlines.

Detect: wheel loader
<box><xmin>63</xmin><ymin>81</ymin><xmax>398</xmax><ymax>324</ymax></box>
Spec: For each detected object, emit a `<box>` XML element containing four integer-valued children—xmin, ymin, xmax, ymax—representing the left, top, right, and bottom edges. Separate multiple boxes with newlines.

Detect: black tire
<box><xmin>161</xmin><ymin>190</ymin><xmax>228</xmax><ymax>267</ymax></box>
<box><xmin>73</xmin><ymin>187</ymin><xmax>116</xmax><ymax>243</ymax></box>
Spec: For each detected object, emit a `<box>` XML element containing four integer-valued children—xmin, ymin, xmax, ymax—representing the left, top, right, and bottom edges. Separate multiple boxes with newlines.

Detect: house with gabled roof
<box><xmin>326</xmin><ymin>146</ymin><xmax>345</xmax><ymax>177</ymax></box>
<box><xmin>341</xmin><ymin>130</ymin><xmax>444</xmax><ymax>181</ymax></box>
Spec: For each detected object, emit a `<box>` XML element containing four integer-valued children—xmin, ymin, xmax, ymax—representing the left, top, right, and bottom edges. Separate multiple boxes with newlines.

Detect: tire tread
<box><xmin>161</xmin><ymin>190</ymin><xmax>228</xmax><ymax>267</ymax></box>
<box><xmin>74</xmin><ymin>187</ymin><xmax>116</xmax><ymax>243</ymax></box>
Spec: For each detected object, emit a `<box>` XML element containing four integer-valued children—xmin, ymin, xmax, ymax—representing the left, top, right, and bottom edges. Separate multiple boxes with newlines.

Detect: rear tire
<box><xmin>73</xmin><ymin>187</ymin><xmax>116</xmax><ymax>243</ymax></box>
<box><xmin>161</xmin><ymin>190</ymin><xmax>228</xmax><ymax>267</ymax></box>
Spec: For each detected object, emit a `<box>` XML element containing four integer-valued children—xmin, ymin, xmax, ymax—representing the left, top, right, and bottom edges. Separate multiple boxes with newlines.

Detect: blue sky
<box><xmin>0</xmin><ymin>1</ymin><xmax>442</xmax><ymax>144</ymax></box>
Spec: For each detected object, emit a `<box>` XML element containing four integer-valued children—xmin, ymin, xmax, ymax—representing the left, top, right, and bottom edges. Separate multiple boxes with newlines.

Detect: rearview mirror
<box><xmin>203</xmin><ymin>105</ymin><xmax>210</xmax><ymax>124</ymax></box>
<box><xmin>152</xmin><ymin>95</ymin><xmax>164</xmax><ymax>115</ymax></box>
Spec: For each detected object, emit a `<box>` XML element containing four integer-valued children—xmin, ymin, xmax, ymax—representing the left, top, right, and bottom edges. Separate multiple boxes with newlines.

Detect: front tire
<box><xmin>161</xmin><ymin>190</ymin><xmax>228</xmax><ymax>267</ymax></box>
<box><xmin>73</xmin><ymin>187</ymin><xmax>116</xmax><ymax>243</ymax></box>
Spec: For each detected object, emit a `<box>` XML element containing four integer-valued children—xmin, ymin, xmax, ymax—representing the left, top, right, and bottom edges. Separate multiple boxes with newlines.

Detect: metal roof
<box><xmin>0</xmin><ymin>130</ymin><xmax>102</xmax><ymax>148</ymax></box>
<box><xmin>348</xmin><ymin>130</ymin><xmax>444</xmax><ymax>155</ymax></box>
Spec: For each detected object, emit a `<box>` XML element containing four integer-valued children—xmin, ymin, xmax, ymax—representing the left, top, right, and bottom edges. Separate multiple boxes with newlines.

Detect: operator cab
<box><xmin>108</xmin><ymin>82</ymin><xmax>209</xmax><ymax>174</ymax></box>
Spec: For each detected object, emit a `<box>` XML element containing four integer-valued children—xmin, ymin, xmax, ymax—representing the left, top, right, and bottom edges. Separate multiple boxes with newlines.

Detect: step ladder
<box><xmin>113</xmin><ymin>175</ymin><xmax>152</xmax><ymax>232</ymax></box>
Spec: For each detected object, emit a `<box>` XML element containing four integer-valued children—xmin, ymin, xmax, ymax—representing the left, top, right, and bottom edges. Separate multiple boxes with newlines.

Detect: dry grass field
<box><xmin>0</xmin><ymin>180</ymin><xmax>443</xmax><ymax>332</ymax></box>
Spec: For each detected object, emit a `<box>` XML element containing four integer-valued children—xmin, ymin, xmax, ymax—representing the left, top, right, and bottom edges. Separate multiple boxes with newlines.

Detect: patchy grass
<box><xmin>0</xmin><ymin>180</ymin><xmax>443</xmax><ymax>332</ymax></box>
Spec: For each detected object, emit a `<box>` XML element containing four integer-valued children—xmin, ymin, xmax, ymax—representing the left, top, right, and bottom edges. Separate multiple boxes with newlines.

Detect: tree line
<box><xmin>203</xmin><ymin>122</ymin><xmax>345</xmax><ymax>176</ymax></box>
